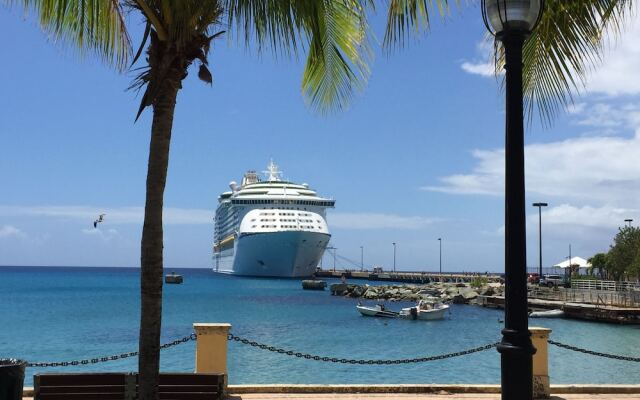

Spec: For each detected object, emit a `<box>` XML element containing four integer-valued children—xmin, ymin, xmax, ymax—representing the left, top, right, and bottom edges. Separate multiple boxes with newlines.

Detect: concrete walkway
<box><xmin>23</xmin><ymin>393</ymin><xmax>640</xmax><ymax>400</ymax></box>
<box><xmin>230</xmin><ymin>395</ymin><xmax>640</xmax><ymax>400</ymax></box>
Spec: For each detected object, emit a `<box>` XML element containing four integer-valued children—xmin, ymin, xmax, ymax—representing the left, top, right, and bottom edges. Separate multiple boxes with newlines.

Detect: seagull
<box><xmin>93</xmin><ymin>214</ymin><xmax>106</xmax><ymax>228</ymax></box>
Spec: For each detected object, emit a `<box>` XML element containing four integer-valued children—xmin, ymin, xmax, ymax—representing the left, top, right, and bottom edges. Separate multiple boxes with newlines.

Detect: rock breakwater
<box><xmin>330</xmin><ymin>282</ymin><xmax>504</xmax><ymax>305</ymax></box>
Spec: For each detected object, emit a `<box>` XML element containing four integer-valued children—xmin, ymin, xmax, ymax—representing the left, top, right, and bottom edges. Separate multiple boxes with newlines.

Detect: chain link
<box><xmin>227</xmin><ymin>333</ymin><xmax>498</xmax><ymax>364</ymax></box>
<box><xmin>27</xmin><ymin>333</ymin><xmax>197</xmax><ymax>368</ymax></box>
<box><xmin>548</xmin><ymin>339</ymin><xmax>640</xmax><ymax>362</ymax></box>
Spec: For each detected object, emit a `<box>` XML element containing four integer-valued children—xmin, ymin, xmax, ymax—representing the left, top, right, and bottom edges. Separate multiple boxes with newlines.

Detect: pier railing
<box><xmin>528</xmin><ymin>286</ymin><xmax>640</xmax><ymax>308</ymax></box>
<box><xmin>571</xmin><ymin>279</ymin><xmax>640</xmax><ymax>292</ymax></box>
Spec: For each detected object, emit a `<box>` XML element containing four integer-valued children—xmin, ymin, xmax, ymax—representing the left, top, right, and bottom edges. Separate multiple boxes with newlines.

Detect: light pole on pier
<box><xmin>533</xmin><ymin>202</ymin><xmax>548</xmax><ymax>282</ymax></box>
<box><xmin>392</xmin><ymin>242</ymin><xmax>396</xmax><ymax>272</ymax></box>
<box><xmin>481</xmin><ymin>1</ymin><xmax>544</xmax><ymax>398</ymax></box>
<box><xmin>438</xmin><ymin>238</ymin><xmax>442</xmax><ymax>275</ymax></box>
<box><xmin>360</xmin><ymin>246</ymin><xmax>364</xmax><ymax>271</ymax></box>
<box><xmin>625</xmin><ymin>218</ymin><xmax>633</xmax><ymax>227</ymax></box>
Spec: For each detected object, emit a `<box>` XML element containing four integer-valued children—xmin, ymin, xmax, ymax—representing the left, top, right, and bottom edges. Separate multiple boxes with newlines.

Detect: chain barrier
<box><xmin>548</xmin><ymin>339</ymin><xmax>640</xmax><ymax>362</ymax></box>
<box><xmin>27</xmin><ymin>333</ymin><xmax>197</xmax><ymax>368</ymax></box>
<box><xmin>227</xmin><ymin>333</ymin><xmax>499</xmax><ymax>364</ymax></box>
<box><xmin>29</xmin><ymin>332</ymin><xmax>639</xmax><ymax>369</ymax></box>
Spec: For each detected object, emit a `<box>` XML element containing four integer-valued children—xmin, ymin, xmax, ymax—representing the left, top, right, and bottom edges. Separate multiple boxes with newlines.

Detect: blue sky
<box><xmin>1</xmin><ymin>3</ymin><xmax>639</xmax><ymax>271</ymax></box>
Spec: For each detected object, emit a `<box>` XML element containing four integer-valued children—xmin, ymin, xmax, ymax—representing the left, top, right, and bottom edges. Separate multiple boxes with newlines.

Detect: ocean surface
<box><xmin>1</xmin><ymin>266</ymin><xmax>638</xmax><ymax>386</ymax></box>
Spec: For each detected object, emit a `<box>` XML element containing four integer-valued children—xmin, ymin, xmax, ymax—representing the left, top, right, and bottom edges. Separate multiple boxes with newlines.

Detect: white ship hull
<box><xmin>214</xmin><ymin>231</ymin><xmax>330</xmax><ymax>278</ymax></box>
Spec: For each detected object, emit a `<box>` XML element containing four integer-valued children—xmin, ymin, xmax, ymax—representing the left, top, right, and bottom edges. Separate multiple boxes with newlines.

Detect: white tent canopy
<box><xmin>553</xmin><ymin>256</ymin><xmax>591</xmax><ymax>269</ymax></box>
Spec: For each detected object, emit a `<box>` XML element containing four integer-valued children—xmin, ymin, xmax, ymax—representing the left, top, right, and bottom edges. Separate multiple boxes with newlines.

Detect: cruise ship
<box><xmin>213</xmin><ymin>161</ymin><xmax>334</xmax><ymax>277</ymax></box>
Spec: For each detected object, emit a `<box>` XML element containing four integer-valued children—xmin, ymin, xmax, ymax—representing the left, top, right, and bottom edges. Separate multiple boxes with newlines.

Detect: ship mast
<box><xmin>263</xmin><ymin>159</ymin><xmax>283</xmax><ymax>182</ymax></box>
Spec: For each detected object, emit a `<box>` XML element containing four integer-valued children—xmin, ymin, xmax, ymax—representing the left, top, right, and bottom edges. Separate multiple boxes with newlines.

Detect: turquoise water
<box><xmin>0</xmin><ymin>266</ymin><xmax>638</xmax><ymax>386</ymax></box>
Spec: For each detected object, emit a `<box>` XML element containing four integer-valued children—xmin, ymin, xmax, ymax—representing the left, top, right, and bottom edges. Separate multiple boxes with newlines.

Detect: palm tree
<box><xmin>9</xmin><ymin>1</ymin><xmax>370</xmax><ymax>399</ymax></box>
<box><xmin>383</xmin><ymin>0</ymin><xmax>632</xmax><ymax>124</ymax></box>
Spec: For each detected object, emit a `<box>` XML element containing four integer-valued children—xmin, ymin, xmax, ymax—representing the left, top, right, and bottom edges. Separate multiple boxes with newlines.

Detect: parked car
<box><xmin>527</xmin><ymin>273</ymin><xmax>540</xmax><ymax>284</ymax></box>
<box><xmin>539</xmin><ymin>274</ymin><xmax>566</xmax><ymax>287</ymax></box>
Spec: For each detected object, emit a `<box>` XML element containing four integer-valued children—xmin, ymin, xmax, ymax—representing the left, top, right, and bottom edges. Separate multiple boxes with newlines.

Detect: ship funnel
<box><xmin>229</xmin><ymin>181</ymin><xmax>238</xmax><ymax>192</ymax></box>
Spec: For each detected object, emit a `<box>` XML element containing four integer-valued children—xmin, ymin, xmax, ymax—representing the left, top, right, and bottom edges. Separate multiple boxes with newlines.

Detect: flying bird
<box><xmin>93</xmin><ymin>214</ymin><xmax>106</xmax><ymax>228</ymax></box>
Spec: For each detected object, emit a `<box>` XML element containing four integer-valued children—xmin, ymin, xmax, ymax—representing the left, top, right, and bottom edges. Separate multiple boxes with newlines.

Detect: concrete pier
<box><xmin>479</xmin><ymin>296</ymin><xmax>640</xmax><ymax>324</ymax></box>
<box><xmin>315</xmin><ymin>270</ymin><xmax>503</xmax><ymax>284</ymax></box>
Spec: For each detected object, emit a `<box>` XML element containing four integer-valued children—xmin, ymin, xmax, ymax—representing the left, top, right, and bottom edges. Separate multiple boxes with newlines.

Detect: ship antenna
<box><xmin>263</xmin><ymin>159</ymin><xmax>283</xmax><ymax>181</ymax></box>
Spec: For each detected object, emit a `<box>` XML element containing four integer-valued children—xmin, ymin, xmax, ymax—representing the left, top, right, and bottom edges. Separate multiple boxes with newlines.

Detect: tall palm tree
<box><xmin>8</xmin><ymin>1</ymin><xmax>370</xmax><ymax>399</ymax></box>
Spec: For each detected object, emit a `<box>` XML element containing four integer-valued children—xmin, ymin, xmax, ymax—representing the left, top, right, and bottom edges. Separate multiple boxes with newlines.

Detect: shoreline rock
<box><xmin>329</xmin><ymin>281</ymin><xmax>504</xmax><ymax>305</ymax></box>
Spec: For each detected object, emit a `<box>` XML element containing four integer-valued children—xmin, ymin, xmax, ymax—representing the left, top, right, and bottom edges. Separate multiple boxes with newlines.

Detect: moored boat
<box><xmin>356</xmin><ymin>304</ymin><xmax>398</xmax><ymax>318</ymax></box>
<box><xmin>165</xmin><ymin>272</ymin><xmax>183</xmax><ymax>284</ymax></box>
<box><xmin>399</xmin><ymin>301</ymin><xmax>449</xmax><ymax>320</ymax></box>
<box><xmin>529</xmin><ymin>309</ymin><xmax>564</xmax><ymax>318</ymax></box>
<box><xmin>302</xmin><ymin>280</ymin><xmax>327</xmax><ymax>290</ymax></box>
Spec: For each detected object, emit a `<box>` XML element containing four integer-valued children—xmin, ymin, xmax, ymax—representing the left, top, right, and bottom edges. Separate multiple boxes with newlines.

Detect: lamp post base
<box><xmin>497</xmin><ymin>328</ymin><xmax>536</xmax><ymax>400</ymax></box>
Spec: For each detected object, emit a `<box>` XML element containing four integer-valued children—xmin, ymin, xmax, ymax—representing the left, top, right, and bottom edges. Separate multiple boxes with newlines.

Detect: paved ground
<box><xmin>232</xmin><ymin>395</ymin><xmax>640</xmax><ymax>400</ymax></box>
<box><xmin>23</xmin><ymin>393</ymin><xmax>640</xmax><ymax>400</ymax></box>
<box><xmin>229</xmin><ymin>395</ymin><xmax>640</xmax><ymax>400</ymax></box>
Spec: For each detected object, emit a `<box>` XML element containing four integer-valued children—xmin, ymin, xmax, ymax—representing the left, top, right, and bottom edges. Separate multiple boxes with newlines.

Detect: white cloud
<box><xmin>425</xmin><ymin>130</ymin><xmax>640</xmax><ymax>207</ymax></box>
<box><xmin>330</xmin><ymin>212</ymin><xmax>439</xmax><ymax>230</ymax></box>
<box><xmin>0</xmin><ymin>205</ymin><xmax>213</xmax><ymax>225</ymax></box>
<box><xmin>535</xmin><ymin>204</ymin><xmax>638</xmax><ymax>229</ymax></box>
<box><xmin>461</xmin><ymin>61</ymin><xmax>495</xmax><ymax>77</ymax></box>
<box><xmin>0</xmin><ymin>225</ymin><xmax>26</xmax><ymax>239</ymax></box>
<box><xmin>460</xmin><ymin>39</ymin><xmax>502</xmax><ymax>78</ymax></box>
<box><xmin>585</xmin><ymin>13</ymin><xmax>640</xmax><ymax>96</ymax></box>
<box><xmin>82</xmin><ymin>227</ymin><xmax>119</xmax><ymax>241</ymax></box>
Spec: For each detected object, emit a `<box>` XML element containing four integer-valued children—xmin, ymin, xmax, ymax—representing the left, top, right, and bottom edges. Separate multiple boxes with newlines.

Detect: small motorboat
<box><xmin>529</xmin><ymin>309</ymin><xmax>564</xmax><ymax>318</ymax></box>
<box><xmin>356</xmin><ymin>303</ymin><xmax>398</xmax><ymax>318</ymax></box>
<box><xmin>301</xmin><ymin>280</ymin><xmax>327</xmax><ymax>290</ymax></box>
<box><xmin>165</xmin><ymin>272</ymin><xmax>183</xmax><ymax>284</ymax></box>
<box><xmin>399</xmin><ymin>301</ymin><xmax>449</xmax><ymax>321</ymax></box>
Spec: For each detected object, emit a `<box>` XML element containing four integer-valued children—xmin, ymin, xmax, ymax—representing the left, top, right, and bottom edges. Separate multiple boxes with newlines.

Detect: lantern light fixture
<box><xmin>481</xmin><ymin>0</ymin><xmax>544</xmax><ymax>38</ymax></box>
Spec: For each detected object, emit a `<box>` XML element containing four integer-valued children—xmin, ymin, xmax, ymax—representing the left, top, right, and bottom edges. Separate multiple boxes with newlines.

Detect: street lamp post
<box><xmin>438</xmin><ymin>238</ymin><xmax>442</xmax><ymax>275</ymax></box>
<box><xmin>625</xmin><ymin>218</ymin><xmax>633</xmax><ymax>227</ymax></box>
<box><xmin>482</xmin><ymin>1</ymin><xmax>544</xmax><ymax>399</ymax></box>
<box><xmin>360</xmin><ymin>246</ymin><xmax>364</xmax><ymax>271</ymax></box>
<box><xmin>392</xmin><ymin>242</ymin><xmax>396</xmax><ymax>272</ymax></box>
<box><xmin>532</xmin><ymin>202</ymin><xmax>548</xmax><ymax>282</ymax></box>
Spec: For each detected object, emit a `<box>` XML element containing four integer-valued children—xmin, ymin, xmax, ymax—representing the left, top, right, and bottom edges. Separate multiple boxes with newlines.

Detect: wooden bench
<box><xmin>33</xmin><ymin>372</ymin><xmax>225</xmax><ymax>400</ymax></box>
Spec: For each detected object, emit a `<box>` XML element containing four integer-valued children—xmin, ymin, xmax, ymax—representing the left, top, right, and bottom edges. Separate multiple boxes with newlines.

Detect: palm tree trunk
<box><xmin>138</xmin><ymin>79</ymin><xmax>180</xmax><ymax>400</ymax></box>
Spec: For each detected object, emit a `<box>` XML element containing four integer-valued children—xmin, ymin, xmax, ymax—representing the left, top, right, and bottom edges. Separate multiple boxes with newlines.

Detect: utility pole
<box><xmin>392</xmin><ymin>242</ymin><xmax>396</xmax><ymax>272</ymax></box>
<box><xmin>360</xmin><ymin>246</ymin><xmax>364</xmax><ymax>272</ymax></box>
<box><xmin>438</xmin><ymin>238</ymin><xmax>442</xmax><ymax>275</ymax></box>
<box><xmin>533</xmin><ymin>203</ymin><xmax>548</xmax><ymax>282</ymax></box>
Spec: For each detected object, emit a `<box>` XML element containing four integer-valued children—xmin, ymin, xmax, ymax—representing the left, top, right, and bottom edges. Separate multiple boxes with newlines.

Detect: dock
<box><xmin>314</xmin><ymin>270</ymin><xmax>503</xmax><ymax>284</ymax></box>
<box><xmin>479</xmin><ymin>295</ymin><xmax>640</xmax><ymax>324</ymax></box>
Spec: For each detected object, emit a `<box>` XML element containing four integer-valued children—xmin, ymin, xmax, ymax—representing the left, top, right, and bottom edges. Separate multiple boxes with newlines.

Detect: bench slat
<box><xmin>159</xmin><ymin>393</ymin><xmax>219</xmax><ymax>400</ymax></box>
<box><xmin>38</xmin><ymin>385</ymin><xmax>125</xmax><ymax>394</ymax></box>
<box><xmin>158</xmin><ymin>373</ymin><xmax>224</xmax><ymax>385</ymax></box>
<box><xmin>39</xmin><ymin>394</ymin><xmax>126</xmax><ymax>400</ymax></box>
<box><xmin>158</xmin><ymin>385</ymin><xmax>219</xmax><ymax>393</ymax></box>
<box><xmin>36</xmin><ymin>373</ymin><xmax>128</xmax><ymax>386</ymax></box>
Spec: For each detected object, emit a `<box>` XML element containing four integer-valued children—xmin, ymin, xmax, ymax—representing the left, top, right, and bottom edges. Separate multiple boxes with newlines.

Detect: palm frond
<box><xmin>507</xmin><ymin>0</ymin><xmax>632</xmax><ymax>125</ymax></box>
<box><xmin>301</xmin><ymin>0</ymin><xmax>371</xmax><ymax>113</ymax></box>
<box><xmin>9</xmin><ymin>0</ymin><xmax>131</xmax><ymax>70</ymax></box>
<box><xmin>383</xmin><ymin>0</ymin><xmax>455</xmax><ymax>49</ymax></box>
<box><xmin>225</xmin><ymin>0</ymin><xmax>371</xmax><ymax>113</ymax></box>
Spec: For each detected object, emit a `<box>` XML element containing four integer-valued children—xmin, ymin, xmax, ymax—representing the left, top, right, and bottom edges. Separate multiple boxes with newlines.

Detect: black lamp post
<box><xmin>481</xmin><ymin>1</ymin><xmax>544</xmax><ymax>399</ymax></box>
<box><xmin>625</xmin><ymin>218</ymin><xmax>633</xmax><ymax>227</ymax></box>
<box><xmin>360</xmin><ymin>246</ymin><xmax>364</xmax><ymax>271</ymax></box>
<box><xmin>532</xmin><ymin>202</ymin><xmax>548</xmax><ymax>282</ymax></box>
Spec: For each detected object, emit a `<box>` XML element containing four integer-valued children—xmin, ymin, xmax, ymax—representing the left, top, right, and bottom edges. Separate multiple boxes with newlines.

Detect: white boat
<box><xmin>356</xmin><ymin>304</ymin><xmax>398</xmax><ymax>318</ymax></box>
<box><xmin>399</xmin><ymin>301</ymin><xmax>449</xmax><ymax>320</ymax></box>
<box><xmin>212</xmin><ymin>161</ymin><xmax>334</xmax><ymax>278</ymax></box>
<box><xmin>529</xmin><ymin>309</ymin><xmax>564</xmax><ymax>318</ymax></box>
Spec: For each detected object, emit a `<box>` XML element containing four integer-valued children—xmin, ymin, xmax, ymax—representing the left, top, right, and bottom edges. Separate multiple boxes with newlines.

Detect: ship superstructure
<box><xmin>213</xmin><ymin>161</ymin><xmax>334</xmax><ymax>277</ymax></box>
